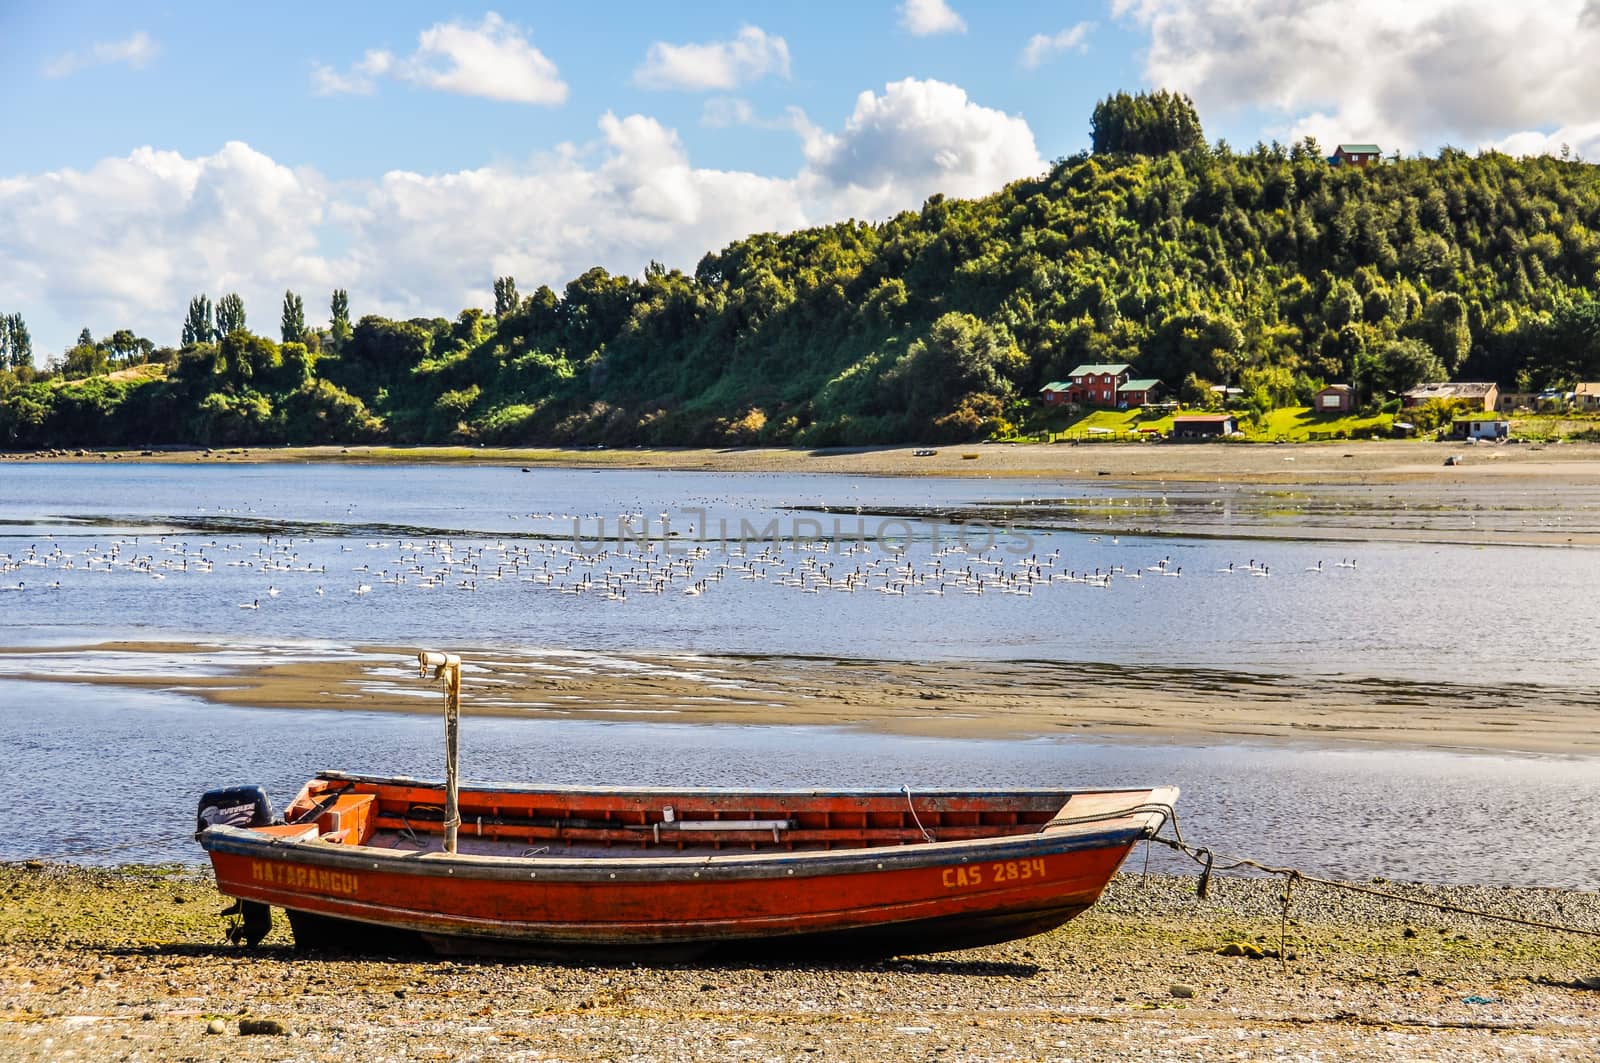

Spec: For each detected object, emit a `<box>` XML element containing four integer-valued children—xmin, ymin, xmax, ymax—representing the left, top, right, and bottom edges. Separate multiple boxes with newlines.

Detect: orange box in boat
<box><xmin>198</xmin><ymin>771</ymin><xmax>1177</xmax><ymax>960</ymax></box>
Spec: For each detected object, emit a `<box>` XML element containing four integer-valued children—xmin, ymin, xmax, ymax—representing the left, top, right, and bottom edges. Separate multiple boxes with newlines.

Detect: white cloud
<box><xmin>1021</xmin><ymin>22</ymin><xmax>1094</xmax><ymax>69</ymax></box>
<box><xmin>900</xmin><ymin>0</ymin><xmax>967</xmax><ymax>36</ymax></box>
<box><xmin>804</xmin><ymin>78</ymin><xmax>1044</xmax><ymax>216</ymax></box>
<box><xmin>3</xmin><ymin>79</ymin><xmax>1045</xmax><ymax>353</ymax></box>
<box><xmin>310</xmin><ymin>51</ymin><xmax>392</xmax><ymax>96</ymax></box>
<box><xmin>43</xmin><ymin>31</ymin><xmax>158</xmax><ymax>79</ymax></box>
<box><xmin>1488</xmin><ymin>122</ymin><xmax>1600</xmax><ymax>163</ymax></box>
<box><xmin>700</xmin><ymin>97</ymin><xmax>817</xmax><ymax>139</ymax></box>
<box><xmin>1113</xmin><ymin>0</ymin><xmax>1600</xmax><ymax>155</ymax></box>
<box><xmin>700</xmin><ymin>97</ymin><xmax>758</xmax><ymax>128</ymax></box>
<box><xmin>0</xmin><ymin>143</ymin><xmax>338</xmax><ymax>354</ymax></box>
<box><xmin>633</xmin><ymin>26</ymin><xmax>791</xmax><ymax>92</ymax></box>
<box><xmin>312</xmin><ymin>13</ymin><xmax>566</xmax><ymax>105</ymax></box>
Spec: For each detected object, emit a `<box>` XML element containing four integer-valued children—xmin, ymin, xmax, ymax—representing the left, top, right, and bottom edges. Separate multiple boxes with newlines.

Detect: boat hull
<box><xmin>282</xmin><ymin>898</ymin><xmax>1098</xmax><ymax>962</ymax></box>
<box><xmin>201</xmin><ymin>777</ymin><xmax>1176</xmax><ymax>959</ymax></box>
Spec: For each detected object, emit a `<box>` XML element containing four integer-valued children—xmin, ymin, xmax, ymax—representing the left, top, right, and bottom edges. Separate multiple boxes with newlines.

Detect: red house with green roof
<box><xmin>1116</xmin><ymin>378</ymin><xmax>1163</xmax><ymax>408</ymax></box>
<box><xmin>1330</xmin><ymin>143</ymin><xmax>1381</xmax><ymax>167</ymax></box>
<box><xmin>1062</xmin><ymin>363</ymin><xmax>1132</xmax><ymax>406</ymax></box>
<box><xmin>1039</xmin><ymin>365</ymin><xmax>1163</xmax><ymax>408</ymax></box>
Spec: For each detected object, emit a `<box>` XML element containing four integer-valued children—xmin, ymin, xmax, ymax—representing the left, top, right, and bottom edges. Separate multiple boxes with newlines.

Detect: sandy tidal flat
<box><xmin>4</xmin><ymin>641</ymin><xmax>1598</xmax><ymax>757</ymax></box>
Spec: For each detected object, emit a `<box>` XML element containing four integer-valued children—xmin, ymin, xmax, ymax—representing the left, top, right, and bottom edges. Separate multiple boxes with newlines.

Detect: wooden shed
<box><xmin>1314</xmin><ymin>384</ymin><xmax>1352</xmax><ymax>413</ymax></box>
<box><xmin>1170</xmin><ymin>414</ymin><xmax>1238</xmax><ymax>438</ymax></box>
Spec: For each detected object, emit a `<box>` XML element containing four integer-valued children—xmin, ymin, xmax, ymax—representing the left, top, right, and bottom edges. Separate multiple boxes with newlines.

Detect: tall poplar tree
<box><xmin>182</xmin><ymin>295</ymin><xmax>214</xmax><ymax>346</ymax></box>
<box><xmin>494</xmin><ymin>276</ymin><xmax>519</xmax><ymax>317</ymax></box>
<box><xmin>280</xmin><ymin>290</ymin><xmax>306</xmax><ymax>344</ymax></box>
<box><xmin>216</xmin><ymin>293</ymin><xmax>247</xmax><ymax>336</ymax></box>
<box><xmin>2</xmin><ymin>314</ymin><xmax>32</xmax><ymax>369</ymax></box>
<box><xmin>330</xmin><ymin>289</ymin><xmax>352</xmax><ymax>348</ymax></box>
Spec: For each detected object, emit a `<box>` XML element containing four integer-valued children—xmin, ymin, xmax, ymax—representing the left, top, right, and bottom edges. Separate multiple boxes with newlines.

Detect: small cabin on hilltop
<box><xmin>1330</xmin><ymin>143</ymin><xmax>1381</xmax><ymax>167</ymax></box>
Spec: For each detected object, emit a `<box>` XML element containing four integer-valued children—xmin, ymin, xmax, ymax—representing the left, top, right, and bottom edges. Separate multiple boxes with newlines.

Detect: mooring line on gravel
<box><xmin>1146</xmin><ymin>814</ymin><xmax>1600</xmax><ymax>970</ymax></box>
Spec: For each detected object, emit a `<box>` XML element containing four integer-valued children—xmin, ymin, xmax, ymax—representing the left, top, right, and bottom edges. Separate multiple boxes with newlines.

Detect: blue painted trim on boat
<box><xmin>312</xmin><ymin>769</ymin><xmax>1157</xmax><ymax>802</ymax></box>
<box><xmin>200</xmin><ymin>822</ymin><xmax>1151</xmax><ymax>884</ymax></box>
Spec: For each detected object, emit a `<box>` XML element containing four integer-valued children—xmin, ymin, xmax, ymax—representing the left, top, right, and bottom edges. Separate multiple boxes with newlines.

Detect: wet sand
<box><xmin>9</xmin><ymin>438</ymin><xmax>1600</xmax><ymax>482</ymax></box>
<box><xmin>4</xmin><ymin>641</ymin><xmax>1596</xmax><ymax>756</ymax></box>
<box><xmin>13</xmin><ymin>440</ymin><xmax>1600</xmax><ymax>547</ymax></box>
<box><xmin>2</xmin><ymin>864</ymin><xmax>1595</xmax><ymax>1061</ymax></box>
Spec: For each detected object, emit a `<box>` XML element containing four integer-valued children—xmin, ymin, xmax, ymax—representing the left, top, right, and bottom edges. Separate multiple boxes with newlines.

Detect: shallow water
<box><xmin>4</xmin><ymin>463</ymin><xmax>1598</xmax><ymax>885</ymax></box>
<box><xmin>4</xmin><ymin>681</ymin><xmax>1596</xmax><ymax>887</ymax></box>
<box><xmin>2</xmin><ymin>463</ymin><xmax>1598</xmax><ymax>685</ymax></box>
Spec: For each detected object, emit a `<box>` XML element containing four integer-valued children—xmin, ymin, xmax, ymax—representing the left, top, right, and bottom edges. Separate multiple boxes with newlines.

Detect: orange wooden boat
<box><xmin>197</xmin><ymin>771</ymin><xmax>1177</xmax><ymax>959</ymax></box>
<box><xmin>197</xmin><ymin>651</ymin><xmax>1176</xmax><ymax>959</ymax></box>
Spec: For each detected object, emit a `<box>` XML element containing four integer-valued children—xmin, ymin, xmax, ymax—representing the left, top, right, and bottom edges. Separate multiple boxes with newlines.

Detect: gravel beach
<box><xmin>3</xmin><ymin>863</ymin><xmax>1596</xmax><ymax>1061</ymax></box>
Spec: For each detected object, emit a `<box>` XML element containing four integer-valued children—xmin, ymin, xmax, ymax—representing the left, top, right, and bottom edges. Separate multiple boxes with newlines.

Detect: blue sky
<box><xmin>4</xmin><ymin>1</ymin><xmax>1596</xmax><ymax>357</ymax></box>
<box><xmin>4</xmin><ymin>3</ymin><xmax>1148</xmax><ymax>178</ymax></box>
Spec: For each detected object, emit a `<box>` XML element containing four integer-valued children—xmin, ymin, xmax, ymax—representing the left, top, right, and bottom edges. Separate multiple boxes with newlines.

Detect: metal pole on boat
<box><xmin>418</xmin><ymin>650</ymin><xmax>463</xmax><ymax>855</ymax></box>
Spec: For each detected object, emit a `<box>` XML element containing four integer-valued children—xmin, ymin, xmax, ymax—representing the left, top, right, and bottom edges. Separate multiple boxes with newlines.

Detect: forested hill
<box><xmin>6</xmin><ymin>141</ymin><xmax>1600</xmax><ymax>449</ymax></box>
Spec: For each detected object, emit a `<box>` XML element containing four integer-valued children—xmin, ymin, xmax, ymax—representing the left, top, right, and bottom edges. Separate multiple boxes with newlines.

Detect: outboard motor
<box><xmin>195</xmin><ymin>784</ymin><xmax>276</xmax><ymax>838</ymax></box>
<box><xmin>196</xmin><ymin>785</ymin><xmax>277</xmax><ymax>947</ymax></box>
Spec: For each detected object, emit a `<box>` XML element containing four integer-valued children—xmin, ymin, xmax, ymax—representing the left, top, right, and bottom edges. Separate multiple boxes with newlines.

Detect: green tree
<box><xmin>1090</xmin><ymin>90</ymin><xmax>1205</xmax><ymax>155</ymax></box>
<box><xmin>2</xmin><ymin>314</ymin><xmax>32</xmax><ymax>370</ymax></box>
<box><xmin>280</xmin><ymin>341</ymin><xmax>315</xmax><ymax>391</ymax></box>
<box><xmin>493</xmin><ymin>276</ymin><xmax>519</xmax><ymax>318</ymax></box>
<box><xmin>1360</xmin><ymin>338</ymin><xmax>1445</xmax><ymax>400</ymax></box>
<box><xmin>182</xmin><ymin>295</ymin><xmax>214</xmax><ymax>347</ymax></box>
<box><xmin>883</xmin><ymin>312</ymin><xmax>1025</xmax><ymax>426</ymax></box>
<box><xmin>281</xmin><ymin>379</ymin><xmax>382</xmax><ymax>442</ymax></box>
<box><xmin>1421</xmin><ymin>292</ymin><xmax>1471</xmax><ymax>371</ymax></box>
<box><xmin>216</xmin><ymin>331</ymin><xmax>282</xmax><ymax>390</ymax></box>
<box><xmin>329</xmin><ymin>289</ymin><xmax>352</xmax><ymax>350</ymax></box>
<box><xmin>106</xmin><ymin>329</ymin><xmax>152</xmax><ymax>363</ymax></box>
<box><xmin>61</xmin><ymin>338</ymin><xmax>109</xmax><ymax>379</ymax></box>
<box><xmin>1533</xmin><ymin>299</ymin><xmax>1600</xmax><ymax>385</ymax></box>
<box><xmin>216</xmin><ymin>293</ymin><xmax>247</xmax><ymax>337</ymax></box>
<box><xmin>280</xmin><ymin>290</ymin><xmax>306</xmax><ymax>344</ymax></box>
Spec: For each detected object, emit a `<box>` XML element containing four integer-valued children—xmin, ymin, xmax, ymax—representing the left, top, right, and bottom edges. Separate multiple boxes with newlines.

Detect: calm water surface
<box><xmin>3</xmin><ymin>681</ymin><xmax>1595</xmax><ymax>886</ymax></box>
<box><xmin>3</xmin><ymin>463</ymin><xmax>1597</xmax><ymax>885</ymax></box>
<box><xmin>3</xmin><ymin>463</ymin><xmax>1597</xmax><ymax>684</ymax></box>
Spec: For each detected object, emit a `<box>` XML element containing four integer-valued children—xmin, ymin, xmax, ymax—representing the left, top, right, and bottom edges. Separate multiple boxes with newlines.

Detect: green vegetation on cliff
<box><xmin>7</xmin><ymin>99</ymin><xmax>1600</xmax><ymax>448</ymax></box>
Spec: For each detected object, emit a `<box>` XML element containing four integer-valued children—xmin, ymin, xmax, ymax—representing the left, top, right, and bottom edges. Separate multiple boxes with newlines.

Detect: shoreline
<box><xmin>2</xmin><ymin>864</ymin><xmax>1595</xmax><ymax>1060</ymax></box>
<box><xmin>8</xmin><ymin>438</ymin><xmax>1600</xmax><ymax>482</ymax></box>
<box><xmin>10</xmin><ymin>440</ymin><xmax>1600</xmax><ymax>548</ymax></box>
<box><xmin>4</xmin><ymin>640</ymin><xmax>1597</xmax><ymax>758</ymax></box>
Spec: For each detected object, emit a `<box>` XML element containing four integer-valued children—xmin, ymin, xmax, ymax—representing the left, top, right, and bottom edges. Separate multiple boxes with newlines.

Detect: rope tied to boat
<box><xmin>1147</xmin><ymin>815</ymin><xmax>1600</xmax><ymax>949</ymax></box>
<box><xmin>901</xmin><ymin>785</ymin><xmax>936</xmax><ymax>843</ymax></box>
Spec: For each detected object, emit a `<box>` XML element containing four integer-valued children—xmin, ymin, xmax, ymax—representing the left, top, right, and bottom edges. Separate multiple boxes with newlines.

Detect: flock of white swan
<box><xmin>0</xmin><ymin>530</ymin><xmax>1358</xmax><ymax>609</ymax></box>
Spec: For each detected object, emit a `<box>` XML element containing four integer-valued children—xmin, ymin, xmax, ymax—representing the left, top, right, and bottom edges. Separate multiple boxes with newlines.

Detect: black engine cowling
<box><xmin>197</xmin><ymin>785</ymin><xmax>278</xmax><ymax>947</ymax></box>
<box><xmin>196</xmin><ymin>785</ymin><xmax>275</xmax><ymax>839</ymax></box>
